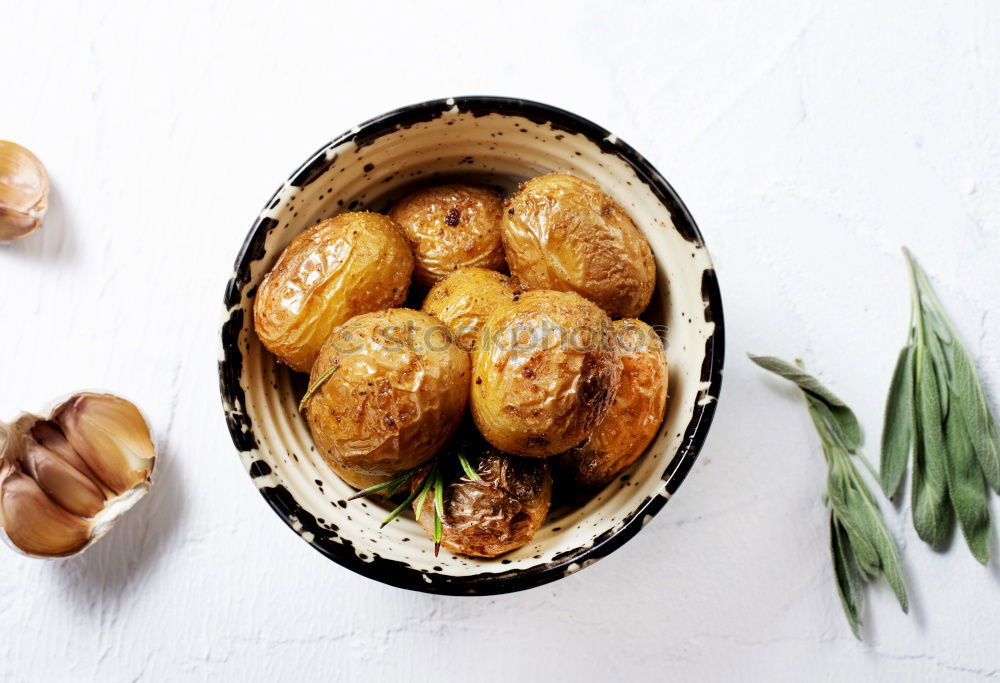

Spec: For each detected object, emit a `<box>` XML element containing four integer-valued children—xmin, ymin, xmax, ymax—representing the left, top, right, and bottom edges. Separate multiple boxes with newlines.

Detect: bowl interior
<box><xmin>220</xmin><ymin>98</ymin><xmax>722</xmax><ymax>594</ymax></box>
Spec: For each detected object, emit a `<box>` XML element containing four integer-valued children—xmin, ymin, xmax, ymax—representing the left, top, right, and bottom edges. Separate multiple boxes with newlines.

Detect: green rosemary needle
<box><xmin>881</xmin><ymin>248</ymin><xmax>998</xmax><ymax>564</ymax></box>
<box><xmin>298</xmin><ymin>363</ymin><xmax>340</xmax><ymax>411</ymax></box>
<box><xmin>347</xmin><ymin>468</ymin><xmax>412</xmax><ymax>501</ymax></box>
<box><xmin>433</xmin><ymin>466</ymin><xmax>446</xmax><ymax>555</ymax></box>
<box><xmin>750</xmin><ymin>354</ymin><xmax>908</xmax><ymax>639</ymax></box>
<box><xmin>414</xmin><ymin>461</ymin><xmax>437</xmax><ymax>519</ymax></box>
<box><xmin>348</xmin><ymin>455</ymin><xmax>451</xmax><ymax>556</ymax></box>
<box><xmin>457</xmin><ymin>451</ymin><xmax>481</xmax><ymax>481</ymax></box>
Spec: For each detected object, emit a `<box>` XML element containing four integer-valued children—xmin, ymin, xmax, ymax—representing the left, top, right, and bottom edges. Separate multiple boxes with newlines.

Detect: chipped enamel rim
<box><xmin>219</xmin><ymin>97</ymin><xmax>724</xmax><ymax>595</ymax></box>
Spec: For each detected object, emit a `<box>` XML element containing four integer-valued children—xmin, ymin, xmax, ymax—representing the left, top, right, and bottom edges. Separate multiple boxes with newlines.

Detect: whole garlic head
<box><xmin>0</xmin><ymin>141</ymin><xmax>49</xmax><ymax>242</ymax></box>
<box><xmin>0</xmin><ymin>393</ymin><xmax>155</xmax><ymax>558</ymax></box>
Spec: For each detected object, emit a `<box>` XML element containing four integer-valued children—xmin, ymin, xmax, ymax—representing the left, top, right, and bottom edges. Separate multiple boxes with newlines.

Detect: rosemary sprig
<box><xmin>881</xmin><ymin>249</ymin><xmax>997</xmax><ymax>564</ymax></box>
<box><xmin>433</xmin><ymin>466</ymin><xmax>445</xmax><ymax>555</ymax></box>
<box><xmin>347</xmin><ymin>468</ymin><xmax>415</xmax><ymax>501</ymax></box>
<box><xmin>298</xmin><ymin>362</ymin><xmax>340</xmax><ymax>411</ymax></box>
<box><xmin>413</xmin><ymin>461</ymin><xmax>437</xmax><ymax>518</ymax></box>
<box><xmin>379</xmin><ymin>483</ymin><xmax>424</xmax><ymax>529</ymax></box>
<box><xmin>457</xmin><ymin>451</ymin><xmax>481</xmax><ymax>481</ymax></box>
<box><xmin>750</xmin><ymin>354</ymin><xmax>908</xmax><ymax>639</ymax></box>
<box><xmin>348</xmin><ymin>455</ymin><xmax>453</xmax><ymax>556</ymax></box>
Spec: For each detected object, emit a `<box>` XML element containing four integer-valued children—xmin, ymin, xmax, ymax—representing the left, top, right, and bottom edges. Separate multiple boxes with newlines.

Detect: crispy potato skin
<box><xmin>421</xmin><ymin>267</ymin><xmax>517</xmax><ymax>351</ymax></box>
<box><xmin>388</xmin><ymin>184</ymin><xmax>506</xmax><ymax>287</ymax></box>
<box><xmin>561</xmin><ymin>319</ymin><xmax>668</xmax><ymax>487</ymax></box>
<box><xmin>304</xmin><ymin>309</ymin><xmax>470</xmax><ymax>475</ymax></box>
<box><xmin>501</xmin><ymin>173</ymin><xmax>655</xmax><ymax>318</ymax></box>
<box><xmin>470</xmin><ymin>290</ymin><xmax>621</xmax><ymax>458</ymax></box>
<box><xmin>253</xmin><ymin>212</ymin><xmax>414</xmax><ymax>373</ymax></box>
<box><xmin>412</xmin><ymin>443</ymin><xmax>552</xmax><ymax>558</ymax></box>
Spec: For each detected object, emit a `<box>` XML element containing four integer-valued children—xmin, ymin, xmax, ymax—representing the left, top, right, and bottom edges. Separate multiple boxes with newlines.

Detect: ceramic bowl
<box><xmin>219</xmin><ymin>97</ymin><xmax>724</xmax><ymax>595</ymax></box>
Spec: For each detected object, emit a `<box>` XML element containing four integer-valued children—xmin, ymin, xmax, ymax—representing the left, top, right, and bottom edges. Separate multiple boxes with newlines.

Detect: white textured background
<box><xmin>3</xmin><ymin>1</ymin><xmax>1000</xmax><ymax>680</ymax></box>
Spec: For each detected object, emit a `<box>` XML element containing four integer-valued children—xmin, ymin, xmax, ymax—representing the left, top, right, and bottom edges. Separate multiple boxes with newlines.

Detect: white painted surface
<box><xmin>2</xmin><ymin>1</ymin><xmax>999</xmax><ymax>680</ymax></box>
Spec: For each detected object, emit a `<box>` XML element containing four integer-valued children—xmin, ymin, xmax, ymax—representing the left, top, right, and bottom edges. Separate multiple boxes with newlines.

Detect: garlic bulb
<box><xmin>0</xmin><ymin>141</ymin><xmax>49</xmax><ymax>242</ymax></box>
<box><xmin>0</xmin><ymin>393</ymin><xmax>155</xmax><ymax>558</ymax></box>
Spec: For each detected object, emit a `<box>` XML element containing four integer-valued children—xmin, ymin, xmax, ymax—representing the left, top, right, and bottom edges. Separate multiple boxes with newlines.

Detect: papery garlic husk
<box><xmin>0</xmin><ymin>140</ymin><xmax>49</xmax><ymax>242</ymax></box>
<box><xmin>0</xmin><ymin>392</ymin><xmax>155</xmax><ymax>558</ymax></box>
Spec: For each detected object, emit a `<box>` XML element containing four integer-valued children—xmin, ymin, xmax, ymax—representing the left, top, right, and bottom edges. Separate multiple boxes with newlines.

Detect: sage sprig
<box><xmin>750</xmin><ymin>354</ymin><xmax>908</xmax><ymax>639</ymax></box>
<box><xmin>881</xmin><ymin>249</ymin><xmax>998</xmax><ymax>564</ymax></box>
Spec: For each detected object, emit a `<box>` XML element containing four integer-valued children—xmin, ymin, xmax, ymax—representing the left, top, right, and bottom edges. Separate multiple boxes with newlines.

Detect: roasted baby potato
<box><xmin>303</xmin><ymin>309</ymin><xmax>470</xmax><ymax>475</ymax></box>
<box><xmin>421</xmin><ymin>267</ymin><xmax>517</xmax><ymax>351</ymax></box>
<box><xmin>254</xmin><ymin>212</ymin><xmax>414</xmax><ymax>372</ymax></box>
<box><xmin>388</xmin><ymin>183</ymin><xmax>506</xmax><ymax>287</ymax></box>
<box><xmin>501</xmin><ymin>173</ymin><xmax>655</xmax><ymax>318</ymax></box>
<box><xmin>412</xmin><ymin>440</ymin><xmax>552</xmax><ymax>558</ymax></box>
<box><xmin>470</xmin><ymin>289</ymin><xmax>621</xmax><ymax>458</ymax></box>
<box><xmin>561</xmin><ymin>319</ymin><xmax>668</xmax><ymax>487</ymax></box>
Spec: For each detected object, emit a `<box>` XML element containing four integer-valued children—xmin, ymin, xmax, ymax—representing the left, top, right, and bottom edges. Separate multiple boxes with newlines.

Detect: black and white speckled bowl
<box><xmin>219</xmin><ymin>97</ymin><xmax>724</xmax><ymax>595</ymax></box>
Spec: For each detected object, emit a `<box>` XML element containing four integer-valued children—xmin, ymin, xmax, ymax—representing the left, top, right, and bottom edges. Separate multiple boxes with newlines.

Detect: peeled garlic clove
<box><xmin>0</xmin><ymin>141</ymin><xmax>49</xmax><ymax>242</ymax></box>
<box><xmin>0</xmin><ymin>469</ymin><xmax>92</xmax><ymax>557</ymax></box>
<box><xmin>0</xmin><ymin>391</ymin><xmax>155</xmax><ymax>558</ymax></box>
<box><xmin>55</xmin><ymin>393</ymin><xmax>155</xmax><ymax>496</ymax></box>
<box><xmin>23</xmin><ymin>442</ymin><xmax>107</xmax><ymax>518</ymax></box>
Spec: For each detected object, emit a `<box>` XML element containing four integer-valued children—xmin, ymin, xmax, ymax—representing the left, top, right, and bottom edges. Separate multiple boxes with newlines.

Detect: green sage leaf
<box><xmin>943</xmin><ymin>406</ymin><xmax>991</xmax><ymax>564</ymax></box>
<box><xmin>912</xmin><ymin>348</ymin><xmax>953</xmax><ymax>547</ymax></box>
<box><xmin>922</xmin><ymin>315</ymin><xmax>951</xmax><ymax>418</ymax></box>
<box><xmin>844</xmin><ymin>466</ymin><xmax>909</xmax><ymax>611</ymax></box>
<box><xmin>831</xmin><ymin>516</ymin><xmax>863</xmax><ymax>640</ymax></box>
<box><xmin>829</xmin><ymin>485</ymin><xmax>880</xmax><ymax>578</ymax></box>
<box><xmin>748</xmin><ymin>355</ymin><xmax>851</xmax><ymax>408</ymax></box>
<box><xmin>951</xmin><ymin>348</ymin><xmax>1000</xmax><ymax>493</ymax></box>
<box><xmin>881</xmin><ymin>345</ymin><xmax>914</xmax><ymax>498</ymax></box>
<box><xmin>807</xmin><ymin>395</ymin><xmax>862</xmax><ymax>455</ymax></box>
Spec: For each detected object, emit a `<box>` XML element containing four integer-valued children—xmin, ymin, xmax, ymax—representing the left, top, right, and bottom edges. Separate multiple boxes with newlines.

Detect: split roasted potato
<box><xmin>254</xmin><ymin>212</ymin><xmax>414</xmax><ymax>372</ymax></box>
<box><xmin>389</xmin><ymin>183</ymin><xmax>506</xmax><ymax>287</ymax></box>
<box><xmin>561</xmin><ymin>319</ymin><xmax>668</xmax><ymax>487</ymax></box>
<box><xmin>421</xmin><ymin>267</ymin><xmax>517</xmax><ymax>351</ymax></box>
<box><xmin>502</xmin><ymin>173</ymin><xmax>655</xmax><ymax>318</ymax></box>
<box><xmin>470</xmin><ymin>289</ymin><xmax>621</xmax><ymax>458</ymax></box>
<box><xmin>412</xmin><ymin>438</ymin><xmax>551</xmax><ymax>558</ymax></box>
<box><xmin>303</xmin><ymin>309</ymin><xmax>470</xmax><ymax>476</ymax></box>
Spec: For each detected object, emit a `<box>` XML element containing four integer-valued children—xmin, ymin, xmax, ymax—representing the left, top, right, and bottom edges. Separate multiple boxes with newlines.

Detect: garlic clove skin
<box><xmin>0</xmin><ymin>469</ymin><xmax>92</xmax><ymax>557</ymax></box>
<box><xmin>0</xmin><ymin>141</ymin><xmax>49</xmax><ymax>242</ymax></box>
<box><xmin>30</xmin><ymin>420</ymin><xmax>111</xmax><ymax>496</ymax></box>
<box><xmin>22</xmin><ymin>442</ymin><xmax>107</xmax><ymax>518</ymax></box>
<box><xmin>55</xmin><ymin>393</ymin><xmax>155</xmax><ymax>496</ymax></box>
<box><xmin>0</xmin><ymin>392</ymin><xmax>156</xmax><ymax>559</ymax></box>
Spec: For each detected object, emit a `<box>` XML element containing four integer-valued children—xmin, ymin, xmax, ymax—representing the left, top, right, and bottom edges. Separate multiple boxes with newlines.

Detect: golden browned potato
<box><xmin>253</xmin><ymin>212</ymin><xmax>414</xmax><ymax>373</ymax></box>
<box><xmin>411</xmin><ymin>440</ymin><xmax>552</xmax><ymax>558</ymax></box>
<box><xmin>502</xmin><ymin>173</ymin><xmax>655</xmax><ymax>318</ymax></box>
<box><xmin>470</xmin><ymin>289</ymin><xmax>621</xmax><ymax>458</ymax></box>
<box><xmin>561</xmin><ymin>319</ymin><xmax>668</xmax><ymax>487</ymax></box>
<box><xmin>421</xmin><ymin>267</ymin><xmax>517</xmax><ymax>351</ymax></box>
<box><xmin>388</xmin><ymin>184</ymin><xmax>506</xmax><ymax>287</ymax></box>
<box><xmin>303</xmin><ymin>309</ymin><xmax>470</xmax><ymax>475</ymax></box>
